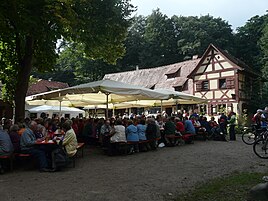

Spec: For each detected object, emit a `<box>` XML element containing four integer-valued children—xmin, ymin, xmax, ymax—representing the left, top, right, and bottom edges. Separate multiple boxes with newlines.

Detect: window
<box><xmin>182</xmin><ymin>81</ymin><xmax>188</xmax><ymax>91</ymax></box>
<box><xmin>150</xmin><ymin>84</ymin><xmax>155</xmax><ymax>90</ymax></box>
<box><xmin>201</xmin><ymin>81</ymin><xmax>209</xmax><ymax>90</ymax></box>
<box><xmin>219</xmin><ymin>79</ymin><xmax>226</xmax><ymax>89</ymax></box>
<box><xmin>174</xmin><ymin>86</ymin><xmax>182</xmax><ymax>92</ymax></box>
<box><xmin>231</xmin><ymin>94</ymin><xmax>236</xmax><ymax>100</ymax></box>
<box><xmin>166</xmin><ymin>69</ymin><xmax>181</xmax><ymax>79</ymax></box>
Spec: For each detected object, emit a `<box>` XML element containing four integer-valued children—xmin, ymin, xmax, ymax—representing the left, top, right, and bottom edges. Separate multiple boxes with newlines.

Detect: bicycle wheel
<box><xmin>253</xmin><ymin>138</ymin><xmax>268</xmax><ymax>159</ymax></box>
<box><xmin>242</xmin><ymin>132</ymin><xmax>256</xmax><ymax>145</ymax></box>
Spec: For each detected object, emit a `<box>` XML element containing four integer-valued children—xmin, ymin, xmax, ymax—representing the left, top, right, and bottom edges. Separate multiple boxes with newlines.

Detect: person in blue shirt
<box><xmin>184</xmin><ymin>118</ymin><xmax>196</xmax><ymax>135</ymax></box>
<box><xmin>126</xmin><ymin>120</ymin><xmax>139</xmax><ymax>153</ymax></box>
<box><xmin>137</xmin><ymin>119</ymin><xmax>147</xmax><ymax>151</ymax></box>
<box><xmin>20</xmin><ymin>121</ymin><xmax>50</xmax><ymax>172</ymax></box>
<box><xmin>261</xmin><ymin>107</ymin><xmax>268</xmax><ymax>128</ymax></box>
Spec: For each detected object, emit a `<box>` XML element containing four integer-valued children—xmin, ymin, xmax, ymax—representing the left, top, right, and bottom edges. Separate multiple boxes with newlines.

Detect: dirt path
<box><xmin>0</xmin><ymin>137</ymin><xmax>267</xmax><ymax>201</ymax></box>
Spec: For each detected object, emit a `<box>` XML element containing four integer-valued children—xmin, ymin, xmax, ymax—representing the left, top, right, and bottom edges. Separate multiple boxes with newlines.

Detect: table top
<box><xmin>35</xmin><ymin>140</ymin><xmax>55</xmax><ymax>145</ymax></box>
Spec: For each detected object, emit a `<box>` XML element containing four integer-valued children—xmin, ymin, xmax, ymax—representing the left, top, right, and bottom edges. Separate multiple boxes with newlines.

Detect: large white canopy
<box><xmin>28</xmin><ymin>105</ymin><xmax>85</xmax><ymax>118</ymax></box>
<box><xmin>26</xmin><ymin>80</ymin><xmax>172</xmax><ymax>118</ymax></box>
<box><xmin>26</xmin><ymin>80</ymin><xmax>206</xmax><ymax>118</ymax></box>
<box><xmin>26</xmin><ymin>80</ymin><xmax>171</xmax><ymax>102</ymax></box>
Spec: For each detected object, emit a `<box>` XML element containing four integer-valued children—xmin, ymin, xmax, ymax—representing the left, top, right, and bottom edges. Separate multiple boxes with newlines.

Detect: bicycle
<box><xmin>253</xmin><ymin>128</ymin><xmax>268</xmax><ymax>159</ymax></box>
<box><xmin>242</xmin><ymin>125</ymin><xmax>265</xmax><ymax>145</ymax></box>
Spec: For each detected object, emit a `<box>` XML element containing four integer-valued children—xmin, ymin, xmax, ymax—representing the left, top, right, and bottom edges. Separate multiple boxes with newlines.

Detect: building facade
<box><xmin>104</xmin><ymin>44</ymin><xmax>263</xmax><ymax>116</ymax></box>
<box><xmin>188</xmin><ymin>44</ymin><xmax>263</xmax><ymax>115</ymax></box>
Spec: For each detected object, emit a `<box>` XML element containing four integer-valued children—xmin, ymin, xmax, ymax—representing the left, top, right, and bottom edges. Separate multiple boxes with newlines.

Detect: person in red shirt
<box><xmin>252</xmin><ymin>109</ymin><xmax>262</xmax><ymax>129</ymax></box>
<box><xmin>175</xmin><ymin>117</ymin><xmax>185</xmax><ymax>134</ymax></box>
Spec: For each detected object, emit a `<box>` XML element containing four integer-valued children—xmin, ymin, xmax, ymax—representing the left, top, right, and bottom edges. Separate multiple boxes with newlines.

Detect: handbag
<box><xmin>53</xmin><ymin>140</ymin><xmax>69</xmax><ymax>169</ymax></box>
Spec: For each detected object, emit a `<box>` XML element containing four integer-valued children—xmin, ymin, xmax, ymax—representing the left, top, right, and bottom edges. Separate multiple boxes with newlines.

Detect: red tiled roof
<box><xmin>27</xmin><ymin>79</ymin><xmax>69</xmax><ymax>96</ymax></box>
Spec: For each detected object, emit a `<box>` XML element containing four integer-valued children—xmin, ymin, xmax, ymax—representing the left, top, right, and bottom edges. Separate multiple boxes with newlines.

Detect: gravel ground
<box><xmin>0</xmin><ymin>136</ymin><xmax>267</xmax><ymax>201</ymax></box>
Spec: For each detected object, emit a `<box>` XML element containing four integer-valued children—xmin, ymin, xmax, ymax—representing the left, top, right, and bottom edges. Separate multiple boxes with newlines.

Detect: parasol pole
<box><xmin>160</xmin><ymin>100</ymin><xmax>163</xmax><ymax>113</ymax></box>
<box><xmin>59</xmin><ymin>93</ymin><xmax>62</xmax><ymax>118</ymax></box>
<box><xmin>105</xmin><ymin>93</ymin><xmax>110</xmax><ymax>119</ymax></box>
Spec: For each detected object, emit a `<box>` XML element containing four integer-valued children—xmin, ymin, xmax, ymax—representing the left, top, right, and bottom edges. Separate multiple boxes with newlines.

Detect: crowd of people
<box><xmin>2</xmin><ymin>108</ymin><xmax>258</xmax><ymax>173</ymax></box>
<box><xmin>0</xmin><ymin>118</ymin><xmax>78</xmax><ymax>172</ymax></box>
<box><xmin>251</xmin><ymin>107</ymin><xmax>268</xmax><ymax>130</ymax></box>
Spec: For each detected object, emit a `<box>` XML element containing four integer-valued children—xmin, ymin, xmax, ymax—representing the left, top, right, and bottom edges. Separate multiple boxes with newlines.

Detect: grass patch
<box><xmin>175</xmin><ymin>172</ymin><xmax>268</xmax><ymax>201</ymax></box>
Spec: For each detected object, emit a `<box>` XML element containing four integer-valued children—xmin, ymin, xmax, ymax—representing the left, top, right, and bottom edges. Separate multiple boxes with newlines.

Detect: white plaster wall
<box><xmin>205</xmin><ymin>91</ymin><xmax>213</xmax><ymax>99</ymax></box>
<box><xmin>195</xmin><ymin>75</ymin><xmax>206</xmax><ymax>80</ymax></box>
<box><xmin>214</xmin><ymin>91</ymin><xmax>223</xmax><ymax>99</ymax></box>
<box><xmin>207</xmin><ymin>73</ymin><xmax>220</xmax><ymax>79</ymax></box>
<box><xmin>197</xmin><ymin>65</ymin><xmax>206</xmax><ymax>74</ymax></box>
<box><xmin>214</xmin><ymin>63</ymin><xmax>222</xmax><ymax>71</ymax></box>
<box><xmin>221</xmin><ymin>71</ymin><xmax>234</xmax><ymax>77</ymax></box>
<box><xmin>206</xmin><ymin>64</ymin><xmax>212</xmax><ymax>72</ymax></box>
<box><xmin>210</xmin><ymin>80</ymin><xmax>218</xmax><ymax>90</ymax></box>
<box><xmin>221</xmin><ymin>62</ymin><xmax>233</xmax><ymax>69</ymax></box>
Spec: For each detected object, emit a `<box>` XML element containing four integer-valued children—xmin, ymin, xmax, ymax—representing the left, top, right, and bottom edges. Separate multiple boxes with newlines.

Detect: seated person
<box><xmin>9</xmin><ymin>124</ymin><xmax>20</xmax><ymax>153</ymax></box>
<box><xmin>137</xmin><ymin>119</ymin><xmax>147</xmax><ymax>151</ymax></box>
<box><xmin>137</xmin><ymin>119</ymin><xmax>147</xmax><ymax>141</ymax></box>
<box><xmin>20</xmin><ymin>121</ymin><xmax>51</xmax><ymax>172</ymax></box>
<box><xmin>163</xmin><ymin>117</ymin><xmax>177</xmax><ymax>146</ymax></box>
<box><xmin>126</xmin><ymin>120</ymin><xmax>139</xmax><ymax>153</ymax></box>
<box><xmin>208</xmin><ymin>117</ymin><xmax>220</xmax><ymax>137</ymax></box>
<box><xmin>100</xmin><ymin>120</ymin><xmax>112</xmax><ymax>148</ymax></box>
<box><xmin>0</xmin><ymin>127</ymin><xmax>14</xmax><ymax>156</ymax></box>
<box><xmin>184</xmin><ymin>117</ymin><xmax>196</xmax><ymax>135</ymax></box>
<box><xmin>252</xmin><ymin>109</ymin><xmax>262</xmax><ymax>129</ymax></box>
<box><xmin>61</xmin><ymin>121</ymin><xmax>78</xmax><ymax>157</ymax></box>
<box><xmin>199</xmin><ymin>116</ymin><xmax>211</xmax><ymax>134</ymax></box>
<box><xmin>110</xmin><ymin>119</ymin><xmax>127</xmax><ymax>143</ymax></box>
<box><xmin>175</xmin><ymin>117</ymin><xmax>185</xmax><ymax>135</ymax></box>
<box><xmin>0</xmin><ymin>127</ymin><xmax>14</xmax><ymax>172</ymax></box>
<box><xmin>146</xmin><ymin>118</ymin><xmax>158</xmax><ymax>150</ymax></box>
<box><xmin>109</xmin><ymin>119</ymin><xmax>127</xmax><ymax>155</ymax></box>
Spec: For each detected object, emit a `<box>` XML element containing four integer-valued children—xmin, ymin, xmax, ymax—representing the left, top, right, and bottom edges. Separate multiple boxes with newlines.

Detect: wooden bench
<box><xmin>76</xmin><ymin>142</ymin><xmax>85</xmax><ymax>158</ymax></box>
<box><xmin>69</xmin><ymin>143</ymin><xmax>86</xmax><ymax>168</ymax></box>
<box><xmin>165</xmin><ymin>135</ymin><xmax>183</xmax><ymax>146</ymax></box>
<box><xmin>0</xmin><ymin>154</ymin><xmax>14</xmax><ymax>172</ymax></box>
<box><xmin>181</xmin><ymin>133</ymin><xmax>195</xmax><ymax>144</ymax></box>
<box><xmin>15</xmin><ymin>153</ymin><xmax>31</xmax><ymax>157</ymax></box>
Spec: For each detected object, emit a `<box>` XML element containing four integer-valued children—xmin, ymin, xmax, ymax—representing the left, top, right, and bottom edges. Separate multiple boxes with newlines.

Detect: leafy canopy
<box><xmin>0</xmin><ymin>0</ymin><xmax>134</xmax><ymax>99</ymax></box>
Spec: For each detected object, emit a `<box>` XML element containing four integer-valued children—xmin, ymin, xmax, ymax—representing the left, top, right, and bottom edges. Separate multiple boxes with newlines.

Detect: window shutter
<box><xmin>196</xmin><ymin>81</ymin><xmax>202</xmax><ymax>92</ymax></box>
<box><xmin>226</xmin><ymin>77</ymin><xmax>235</xmax><ymax>89</ymax></box>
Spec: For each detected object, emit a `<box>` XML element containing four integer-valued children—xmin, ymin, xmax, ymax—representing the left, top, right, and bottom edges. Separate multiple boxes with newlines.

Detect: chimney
<box><xmin>192</xmin><ymin>55</ymin><xmax>198</xmax><ymax>60</ymax></box>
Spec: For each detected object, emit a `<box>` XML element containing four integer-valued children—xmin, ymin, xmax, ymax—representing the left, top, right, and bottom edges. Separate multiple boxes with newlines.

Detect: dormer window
<box><xmin>150</xmin><ymin>84</ymin><xmax>155</xmax><ymax>90</ymax></box>
<box><xmin>174</xmin><ymin>86</ymin><xmax>182</xmax><ymax>92</ymax></box>
<box><xmin>166</xmin><ymin>69</ymin><xmax>181</xmax><ymax>79</ymax></box>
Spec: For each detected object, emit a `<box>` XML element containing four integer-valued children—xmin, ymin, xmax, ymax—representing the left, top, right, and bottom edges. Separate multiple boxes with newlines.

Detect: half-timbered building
<box><xmin>104</xmin><ymin>44</ymin><xmax>263</xmax><ymax>116</ymax></box>
<box><xmin>188</xmin><ymin>44</ymin><xmax>263</xmax><ymax>115</ymax></box>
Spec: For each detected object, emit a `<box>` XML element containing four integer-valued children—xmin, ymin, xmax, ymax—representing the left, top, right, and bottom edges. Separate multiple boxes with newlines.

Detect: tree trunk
<box><xmin>14</xmin><ymin>36</ymin><xmax>34</xmax><ymax>123</ymax></box>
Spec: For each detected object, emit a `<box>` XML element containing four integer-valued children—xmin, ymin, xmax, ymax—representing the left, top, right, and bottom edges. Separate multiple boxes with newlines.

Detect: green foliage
<box><xmin>172</xmin><ymin>15</ymin><xmax>234</xmax><ymax>60</ymax></box>
<box><xmin>234</xmin><ymin>14</ymin><xmax>268</xmax><ymax>71</ymax></box>
<box><xmin>0</xmin><ymin>0</ymin><xmax>134</xmax><ymax>121</ymax></box>
<box><xmin>33</xmin><ymin>43</ymin><xmax>119</xmax><ymax>86</ymax></box>
<box><xmin>237</xmin><ymin>109</ymin><xmax>248</xmax><ymax>126</ymax></box>
<box><xmin>175</xmin><ymin>172</ymin><xmax>267</xmax><ymax>201</ymax></box>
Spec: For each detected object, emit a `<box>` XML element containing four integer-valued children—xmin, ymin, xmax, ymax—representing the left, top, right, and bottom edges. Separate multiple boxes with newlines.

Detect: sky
<box><xmin>130</xmin><ymin>0</ymin><xmax>268</xmax><ymax>29</ymax></box>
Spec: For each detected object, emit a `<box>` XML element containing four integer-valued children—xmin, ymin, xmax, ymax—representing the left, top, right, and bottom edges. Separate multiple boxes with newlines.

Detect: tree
<box><xmin>0</xmin><ymin>0</ymin><xmax>134</xmax><ymax>122</ymax></box>
<box><xmin>140</xmin><ymin>9</ymin><xmax>180</xmax><ymax>68</ymax></box>
<box><xmin>116</xmin><ymin>15</ymin><xmax>147</xmax><ymax>71</ymax></box>
<box><xmin>259</xmin><ymin>22</ymin><xmax>268</xmax><ymax>106</ymax></box>
<box><xmin>172</xmin><ymin>15</ymin><xmax>234</xmax><ymax>60</ymax></box>
<box><xmin>234</xmin><ymin>14</ymin><xmax>268</xmax><ymax>71</ymax></box>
